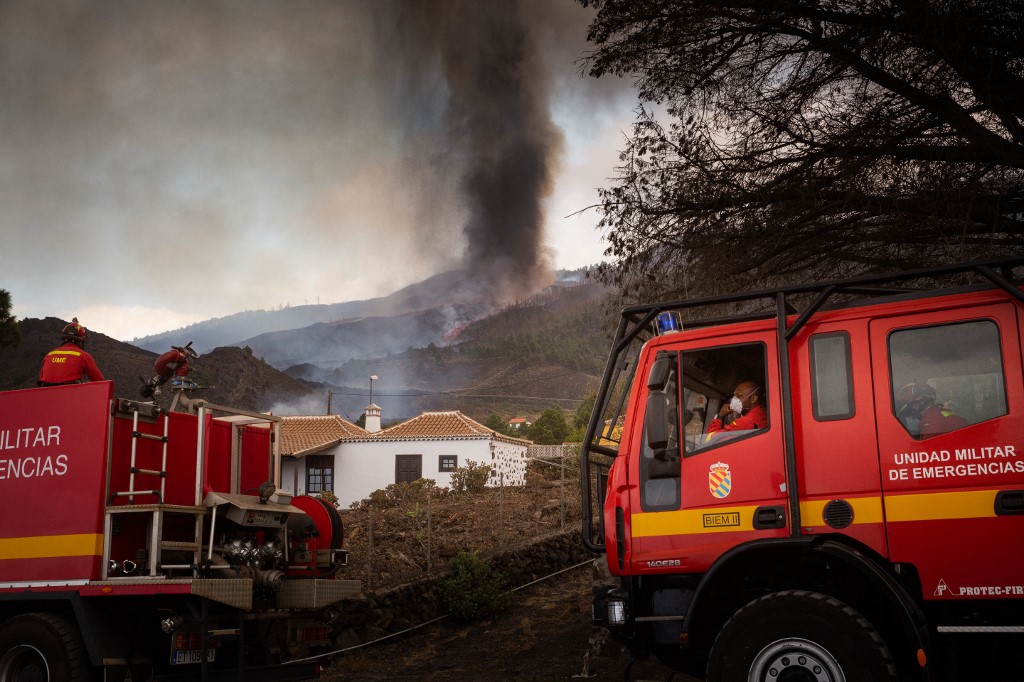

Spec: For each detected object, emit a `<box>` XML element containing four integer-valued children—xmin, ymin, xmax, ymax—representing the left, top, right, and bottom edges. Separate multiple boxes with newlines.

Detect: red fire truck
<box><xmin>0</xmin><ymin>382</ymin><xmax>358</xmax><ymax>681</ymax></box>
<box><xmin>582</xmin><ymin>258</ymin><xmax>1024</xmax><ymax>681</ymax></box>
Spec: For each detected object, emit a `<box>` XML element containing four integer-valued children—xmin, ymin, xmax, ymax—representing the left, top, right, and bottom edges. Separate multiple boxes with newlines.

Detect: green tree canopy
<box><xmin>568</xmin><ymin>391</ymin><xmax>597</xmax><ymax>442</ymax></box>
<box><xmin>528</xmin><ymin>406</ymin><xmax>571</xmax><ymax>445</ymax></box>
<box><xmin>0</xmin><ymin>290</ymin><xmax>21</xmax><ymax>349</ymax></box>
<box><xmin>484</xmin><ymin>413</ymin><xmax>512</xmax><ymax>436</ymax></box>
<box><xmin>580</xmin><ymin>0</ymin><xmax>1024</xmax><ymax>302</ymax></box>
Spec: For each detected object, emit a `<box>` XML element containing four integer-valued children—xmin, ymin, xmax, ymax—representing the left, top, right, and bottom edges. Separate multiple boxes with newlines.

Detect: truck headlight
<box><xmin>607</xmin><ymin>598</ymin><xmax>626</xmax><ymax>626</ymax></box>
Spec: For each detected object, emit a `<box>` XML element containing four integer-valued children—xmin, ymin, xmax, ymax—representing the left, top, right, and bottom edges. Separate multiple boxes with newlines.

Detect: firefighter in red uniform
<box><xmin>37</xmin><ymin>318</ymin><xmax>105</xmax><ymax>386</ymax></box>
<box><xmin>897</xmin><ymin>381</ymin><xmax>969</xmax><ymax>437</ymax></box>
<box><xmin>706</xmin><ymin>380</ymin><xmax>767</xmax><ymax>443</ymax></box>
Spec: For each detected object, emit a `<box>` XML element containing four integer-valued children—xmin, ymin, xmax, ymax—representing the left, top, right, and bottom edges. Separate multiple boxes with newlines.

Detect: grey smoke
<box><xmin>380</xmin><ymin>0</ymin><xmax>565</xmax><ymax>302</ymax></box>
<box><xmin>1</xmin><ymin>0</ymin><xmax>629</xmax><ymax>338</ymax></box>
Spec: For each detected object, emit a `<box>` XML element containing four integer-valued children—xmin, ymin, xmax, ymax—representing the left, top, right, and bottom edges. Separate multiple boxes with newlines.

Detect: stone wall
<box><xmin>327</xmin><ymin>528</ymin><xmax>592</xmax><ymax>649</ymax></box>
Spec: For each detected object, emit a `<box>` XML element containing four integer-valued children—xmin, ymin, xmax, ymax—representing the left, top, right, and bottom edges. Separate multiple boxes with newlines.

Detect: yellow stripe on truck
<box><xmin>800</xmin><ymin>496</ymin><xmax>885</xmax><ymax>528</ymax></box>
<box><xmin>884</xmin><ymin>489</ymin><xmax>996</xmax><ymax>522</ymax></box>
<box><xmin>631</xmin><ymin>490</ymin><xmax>998</xmax><ymax>540</ymax></box>
<box><xmin>0</xmin><ymin>534</ymin><xmax>103</xmax><ymax>560</ymax></box>
<box><xmin>631</xmin><ymin>505</ymin><xmax>761</xmax><ymax>537</ymax></box>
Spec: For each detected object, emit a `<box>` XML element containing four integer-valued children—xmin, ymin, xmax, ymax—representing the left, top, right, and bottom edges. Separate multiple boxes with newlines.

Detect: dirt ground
<box><xmin>319</xmin><ymin>562</ymin><xmax>695</xmax><ymax>682</ymax></box>
<box><xmin>313</xmin><ymin>469</ymin><xmax>700</xmax><ymax>681</ymax></box>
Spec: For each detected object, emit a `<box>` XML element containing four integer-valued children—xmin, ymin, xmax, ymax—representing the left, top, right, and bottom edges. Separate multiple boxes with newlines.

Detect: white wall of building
<box><xmin>333</xmin><ymin>438</ymin><xmax>492</xmax><ymax>508</ymax></box>
<box><xmin>279</xmin><ymin>438</ymin><xmax>529</xmax><ymax>509</ymax></box>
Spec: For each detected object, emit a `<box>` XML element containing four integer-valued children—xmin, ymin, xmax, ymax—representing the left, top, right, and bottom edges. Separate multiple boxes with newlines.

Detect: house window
<box><xmin>439</xmin><ymin>455</ymin><xmax>457</xmax><ymax>472</ymax></box>
<box><xmin>306</xmin><ymin>455</ymin><xmax>333</xmax><ymax>494</ymax></box>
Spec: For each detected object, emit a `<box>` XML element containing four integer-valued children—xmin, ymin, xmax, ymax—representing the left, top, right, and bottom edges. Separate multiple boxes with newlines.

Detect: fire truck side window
<box><xmin>680</xmin><ymin>342</ymin><xmax>769</xmax><ymax>454</ymax></box>
<box><xmin>810</xmin><ymin>332</ymin><xmax>854</xmax><ymax>420</ymax></box>
<box><xmin>888</xmin><ymin>320</ymin><xmax>1008</xmax><ymax>439</ymax></box>
<box><xmin>641</xmin><ymin>352</ymin><xmax>681</xmax><ymax>511</ymax></box>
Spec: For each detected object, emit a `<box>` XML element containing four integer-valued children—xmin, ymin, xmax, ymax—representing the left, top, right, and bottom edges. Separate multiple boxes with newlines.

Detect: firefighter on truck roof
<box><xmin>37</xmin><ymin>317</ymin><xmax>105</xmax><ymax>386</ymax></box>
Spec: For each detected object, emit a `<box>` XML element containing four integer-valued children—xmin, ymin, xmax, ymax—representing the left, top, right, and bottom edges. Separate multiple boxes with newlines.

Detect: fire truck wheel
<box><xmin>0</xmin><ymin>613</ymin><xmax>92</xmax><ymax>682</ymax></box>
<box><xmin>707</xmin><ymin>590</ymin><xmax>898</xmax><ymax>682</ymax></box>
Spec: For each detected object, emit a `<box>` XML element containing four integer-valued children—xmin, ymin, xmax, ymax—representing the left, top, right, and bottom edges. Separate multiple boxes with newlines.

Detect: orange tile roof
<box><xmin>279</xmin><ymin>415</ymin><xmax>369</xmax><ymax>456</ymax></box>
<box><xmin>374</xmin><ymin>411</ymin><xmax>531</xmax><ymax>445</ymax></box>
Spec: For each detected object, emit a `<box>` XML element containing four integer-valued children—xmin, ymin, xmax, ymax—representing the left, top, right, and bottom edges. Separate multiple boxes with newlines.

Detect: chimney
<box><xmin>365</xmin><ymin>403</ymin><xmax>382</xmax><ymax>434</ymax></box>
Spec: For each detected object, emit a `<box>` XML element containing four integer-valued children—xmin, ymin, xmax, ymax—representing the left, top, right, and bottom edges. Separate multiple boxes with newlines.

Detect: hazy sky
<box><xmin>1</xmin><ymin>0</ymin><xmax>636</xmax><ymax>341</ymax></box>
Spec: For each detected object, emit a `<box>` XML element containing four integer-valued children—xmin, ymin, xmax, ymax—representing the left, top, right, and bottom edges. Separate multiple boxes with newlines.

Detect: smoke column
<box><xmin>387</xmin><ymin>0</ymin><xmax>563</xmax><ymax>303</ymax></box>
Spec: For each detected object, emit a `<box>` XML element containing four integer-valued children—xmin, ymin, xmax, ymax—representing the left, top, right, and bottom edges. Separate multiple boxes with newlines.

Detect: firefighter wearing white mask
<box><xmin>706</xmin><ymin>381</ymin><xmax>766</xmax><ymax>442</ymax></box>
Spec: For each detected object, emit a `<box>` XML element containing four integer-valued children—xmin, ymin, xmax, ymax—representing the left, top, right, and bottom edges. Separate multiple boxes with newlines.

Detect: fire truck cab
<box><xmin>582</xmin><ymin>258</ymin><xmax>1024</xmax><ymax>681</ymax></box>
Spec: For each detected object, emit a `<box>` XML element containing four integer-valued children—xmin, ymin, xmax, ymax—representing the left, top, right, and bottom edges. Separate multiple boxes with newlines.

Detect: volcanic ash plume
<box><xmin>393</xmin><ymin>0</ymin><xmax>563</xmax><ymax>304</ymax></box>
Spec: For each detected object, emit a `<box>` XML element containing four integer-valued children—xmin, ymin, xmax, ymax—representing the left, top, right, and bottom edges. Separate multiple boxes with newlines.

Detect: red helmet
<box><xmin>61</xmin><ymin>317</ymin><xmax>88</xmax><ymax>347</ymax></box>
<box><xmin>897</xmin><ymin>381</ymin><xmax>935</xmax><ymax>405</ymax></box>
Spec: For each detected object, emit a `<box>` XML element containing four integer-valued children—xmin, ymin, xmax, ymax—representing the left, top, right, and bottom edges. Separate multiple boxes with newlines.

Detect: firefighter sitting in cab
<box><xmin>37</xmin><ymin>317</ymin><xmax>105</xmax><ymax>386</ymax></box>
<box><xmin>897</xmin><ymin>380</ymin><xmax>968</xmax><ymax>437</ymax></box>
<box><xmin>705</xmin><ymin>380</ymin><xmax>766</xmax><ymax>444</ymax></box>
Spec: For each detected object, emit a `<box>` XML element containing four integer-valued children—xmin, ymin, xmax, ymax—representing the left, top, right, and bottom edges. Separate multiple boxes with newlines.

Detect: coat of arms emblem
<box><xmin>709</xmin><ymin>462</ymin><xmax>732</xmax><ymax>499</ymax></box>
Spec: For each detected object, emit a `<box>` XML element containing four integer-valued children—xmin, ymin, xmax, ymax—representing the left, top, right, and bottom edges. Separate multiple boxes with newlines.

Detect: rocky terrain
<box><xmin>0</xmin><ymin>317</ymin><xmax>318</xmax><ymax>413</ymax></box>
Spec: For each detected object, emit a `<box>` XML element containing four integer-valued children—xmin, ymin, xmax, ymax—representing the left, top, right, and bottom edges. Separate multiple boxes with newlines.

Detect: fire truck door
<box><xmin>870</xmin><ymin>302</ymin><xmax>1024</xmax><ymax>600</ymax></box>
<box><xmin>630</xmin><ymin>333</ymin><xmax>790</xmax><ymax>574</ymax></box>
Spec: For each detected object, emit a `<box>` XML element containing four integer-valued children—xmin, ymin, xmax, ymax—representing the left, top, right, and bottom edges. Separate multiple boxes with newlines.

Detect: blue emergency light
<box><xmin>655</xmin><ymin>311</ymin><xmax>683</xmax><ymax>335</ymax></box>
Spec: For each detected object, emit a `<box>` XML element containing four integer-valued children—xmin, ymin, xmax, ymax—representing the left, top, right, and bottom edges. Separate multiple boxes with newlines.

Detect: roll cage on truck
<box><xmin>581</xmin><ymin>257</ymin><xmax>1024</xmax><ymax>681</ymax></box>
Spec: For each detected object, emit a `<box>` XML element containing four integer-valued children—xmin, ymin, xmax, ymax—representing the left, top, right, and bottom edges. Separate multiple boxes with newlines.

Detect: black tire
<box><xmin>707</xmin><ymin>590</ymin><xmax>898</xmax><ymax>682</ymax></box>
<box><xmin>0</xmin><ymin>613</ymin><xmax>92</xmax><ymax>682</ymax></box>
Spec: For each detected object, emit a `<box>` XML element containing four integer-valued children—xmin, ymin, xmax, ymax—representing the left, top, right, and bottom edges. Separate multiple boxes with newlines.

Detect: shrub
<box><xmin>438</xmin><ymin>551</ymin><xmax>513</xmax><ymax>622</ymax></box>
<box><xmin>317</xmin><ymin>489</ymin><xmax>339</xmax><ymax>507</ymax></box>
<box><xmin>448</xmin><ymin>460</ymin><xmax>491</xmax><ymax>494</ymax></box>
<box><xmin>353</xmin><ymin>479</ymin><xmax>441</xmax><ymax>509</ymax></box>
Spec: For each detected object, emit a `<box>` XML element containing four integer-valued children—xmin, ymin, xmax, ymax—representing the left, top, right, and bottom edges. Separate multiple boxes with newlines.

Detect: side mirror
<box><xmin>646</xmin><ymin>391</ymin><xmax>668</xmax><ymax>453</ymax></box>
<box><xmin>647</xmin><ymin>354</ymin><xmax>673</xmax><ymax>392</ymax></box>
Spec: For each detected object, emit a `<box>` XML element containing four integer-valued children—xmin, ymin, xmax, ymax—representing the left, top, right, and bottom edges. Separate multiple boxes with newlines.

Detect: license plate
<box><xmin>171</xmin><ymin>648</ymin><xmax>216</xmax><ymax>665</ymax></box>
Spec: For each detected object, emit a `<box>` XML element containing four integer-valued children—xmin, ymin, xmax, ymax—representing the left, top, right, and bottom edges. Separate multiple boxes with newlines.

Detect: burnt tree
<box><xmin>579</xmin><ymin>0</ymin><xmax>1024</xmax><ymax>300</ymax></box>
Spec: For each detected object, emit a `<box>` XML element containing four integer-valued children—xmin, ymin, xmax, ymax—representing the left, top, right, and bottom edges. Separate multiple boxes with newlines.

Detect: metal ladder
<box><xmin>104</xmin><ymin>408</ymin><xmax>206</xmax><ymax>578</ymax></box>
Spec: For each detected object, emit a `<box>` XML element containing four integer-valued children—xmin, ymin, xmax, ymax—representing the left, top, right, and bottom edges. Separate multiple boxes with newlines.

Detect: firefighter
<box><xmin>140</xmin><ymin>342</ymin><xmax>198</xmax><ymax>399</ymax></box>
<box><xmin>897</xmin><ymin>381</ymin><xmax>968</xmax><ymax>437</ymax></box>
<box><xmin>37</xmin><ymin>318</ymin><xmax>105</xmax><ymax>386</ymax></box>
<box><xmin>705</xmin><ymin>380</ymin><xmax>766</xmax><ymax>442</ymax></box>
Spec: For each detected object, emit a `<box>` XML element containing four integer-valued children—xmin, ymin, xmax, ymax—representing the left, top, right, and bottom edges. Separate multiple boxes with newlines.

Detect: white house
<box><xmin>278</xmin><ymin>410</ymin><xmax>531</xmax><ymax>508</ymax></box>
<box><xmin>508</xmin><ymin>416</ymin><xmax>531</xmax><ymax>431</ymax></box>
<box><xmin>278</xmin><ymin>415</ymin><xmax>368</xmax><ymax>498</ymax></box>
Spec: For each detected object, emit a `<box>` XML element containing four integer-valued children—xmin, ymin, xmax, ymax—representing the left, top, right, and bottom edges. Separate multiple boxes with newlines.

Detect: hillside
<box><xmin>0</xmin><ymin>317</ymin><xmax>158</xmax><ymax>398</ymax></box>
<box><xmin>0</xmin><ymin>318</ymin><xmax>320</xmax><ymax>413</ymax></box>
<box><xmin>2</xmin><ymin>276</ymin><xmax>615</xmax><ymax>421</ymax></box>
<box><xmin>131</xmin><ymin>269</ymin><xmax>503</xmax><ymax>354</ymax></box>
<box><xmin>294</xmin><ymin>282</ymin><xmax>616</xmax><ymax>422</ymax></box>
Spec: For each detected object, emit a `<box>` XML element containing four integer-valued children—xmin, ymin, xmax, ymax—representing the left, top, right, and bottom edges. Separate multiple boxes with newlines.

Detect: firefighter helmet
<box><xmin>896</xmin><ymin>381</ymin><xmax>936</xmax><ymax>419</ymax></box>
<box><xmin>61</xmin><ymin>317</ymin><xmax>88</xmax><ymax>347</ymax></box>
<box><xmin>897</xmin><ymin>381</ymin><xmax>936</xmax><ymax>404</ymax></box>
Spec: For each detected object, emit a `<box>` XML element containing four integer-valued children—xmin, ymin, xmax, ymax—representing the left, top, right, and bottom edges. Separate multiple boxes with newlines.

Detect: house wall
<box><xmin>331</xmin><ymin>439</ymin><xmax>486</xmax><ymax>508</ymax></box>
<box><xmin>279</xmin><ymin>444</ymin><xmax>343</xmax><ymax>497</ymax></box>
<box><xmin>280</xmin><ymin>439</ymin><xmax>530</xmax><ymax>509</ymax></box>
<box><xmin>491</xmin><ymin>440</ymin><xmax>528</xmax><ymax>486</ymax></box>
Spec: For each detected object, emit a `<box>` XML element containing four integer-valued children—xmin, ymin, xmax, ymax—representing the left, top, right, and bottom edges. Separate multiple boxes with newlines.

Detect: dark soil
<box><xmin>319</xmin><ymin>562</ymin><xmax>695</xmax><ymax>682</ymax></box>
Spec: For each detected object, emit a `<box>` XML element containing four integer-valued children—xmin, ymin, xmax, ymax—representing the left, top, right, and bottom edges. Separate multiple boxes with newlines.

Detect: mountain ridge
<box><xmin>3</xmin><ymin>270</ymin><xmax>610</xmax><ymax>422</ymax></box>
<box><xmin>131</xmin><ymin>269</ymin><xmax>506</xmax><ymax>353</ymax></box>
